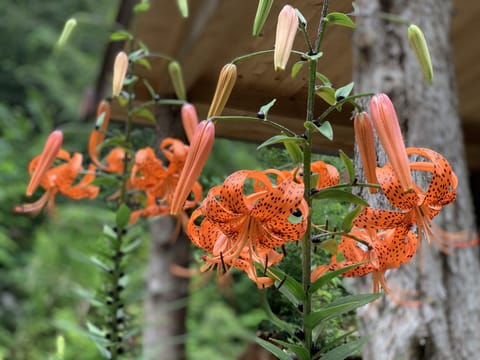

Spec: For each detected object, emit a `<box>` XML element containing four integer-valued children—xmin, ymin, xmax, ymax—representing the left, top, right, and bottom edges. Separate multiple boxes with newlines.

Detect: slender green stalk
<box><xmin>210</xmin><ymin>115</ymin><xmax>297</xmax><ymax>137</ymax></box>
<box><xmin>314</xmin><ymin>0</ymin><xmax>329</xmax><ymax>54</ymax></box>
<box><xmin>231</xmin><ymin>49</ymin><xmax>305</xmax><ymax>65</ymax></box>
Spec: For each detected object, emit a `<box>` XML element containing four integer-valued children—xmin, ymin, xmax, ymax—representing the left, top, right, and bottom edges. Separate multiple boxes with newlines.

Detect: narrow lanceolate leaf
<box><xmin>116</xmin><ymin>204</ymin><xmax>131</xmax><ymax>228</ymax></box>
<box><xmin>319</xmin><ymin>337</ymin><xmax>369</xmax><ymax>360</ymax></box>
<box><xmin>110</xmin><ymin>30</ymin><xmax>133</xmax><ymax>41</ymax></box>
<box><xmin>56</xmin><ymin>18</ymin><xmax>77</xmax><ymax>48</ymax></box>
<box><xmin>90</xmin><ymin>256</ymin><xmax>112</xmax><ymax>273</ymax></box>
<box><xmin>341</xmin><ymin>205</ymin><xmax>364</xmax><ymax>233</ymax></box>
<box><xmin>255</xmin><ymin>337</ymin><xmax>292</xmax><ymax>360</ymax></box>
<box><xmin>305</xmin><ymin>293</ymin><xmax>382</xmax><ymax>329</ymax></box>
<box><xmin>325</xmin><ymin>12</ymin><xmax>356</xmax><ymax>29</ymax></box>
<box><xmin>132</xmin><ymin>107</ymin><xmax>155</xmax><ymax>124</ymax></box>
<box><xmin>309</xmin><ymin>262</ymin><xmax>366</xmax><ymax>295</ymax></box>
<box><xmin>253</xmin><ymin>0</ymin><xmax>274</xmax><ymax>36</ymax></box>
<box><xmin>339</xmin><ymin>150</ymin><xmax>355</xmax><ymax>184</ymax></box>
<box><xmin>291</xmin><ymin>61</ymin><xmax>305</xmax><ymax>78</ymax></box>
<box><xmin>272</xmin><ymin>339</ymin><xmax>310</xmax><ymax>360</ymax></box>
<box><xmin>312</xmin><ymin>189</ymin><xmax>369</xmax><ymax>206</ymax></box>
<box><xmin>283</xmin><ymin>140</ymin><xmax>303</xmax><ymax>164</ymax></box>
<box><xmin>257</xmin><ymin>134</ymin><xmax>305</xmax><ymax>150</ymax></box>
<box><xmin>267</xmin><ymin>266</ymin><xmax>305</xmax><ymax>305</ymax></box>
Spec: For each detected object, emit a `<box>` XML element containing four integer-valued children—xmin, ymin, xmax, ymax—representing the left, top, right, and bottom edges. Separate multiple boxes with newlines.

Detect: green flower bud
<box><xmin>176</xmin><ymin>0</ymin><xmax>188</xmax><ymax>18</ymax></box>
<box><xmin>168</xmin><ymin>61</ymin><xmax>187</xmax><ymax>100</ymax></box>
<box><xmin>407</xmin><ymin>24</ymin><xmax>434</xmax><ymax>83</ymax></box>
<box><xmin>253</xmin><ymin>0</ymin><xmax>274</xmax><ymax>36</ymax></box>
<box><xmin>56</xmin><ymin>18</ymin><xmax>77</xmax><ymax>48</ymax></box>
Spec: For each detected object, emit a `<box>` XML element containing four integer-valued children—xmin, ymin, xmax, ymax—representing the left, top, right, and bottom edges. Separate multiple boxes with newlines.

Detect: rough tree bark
<box><xmin>143</xmin><ymin>106</ymin><xmax>190</xmax><ymax>360</ymax></box>
<box><xmin>351</xmin><ymin>1</ymin><xmax>480</xmax><ymax>359</ymax></box>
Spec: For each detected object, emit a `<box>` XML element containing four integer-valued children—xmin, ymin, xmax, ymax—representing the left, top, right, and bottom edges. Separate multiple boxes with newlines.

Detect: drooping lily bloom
<box><xmin>15</xmin><ymin>150</ymin><xmax>99</xmax><ymax>215</ymax></box>
<box><xmin>311</xmin><ymin>227</ymin><xmax>418</xmax><ymax>293</ymax></box>
<box><xmin>274</xmin><ymin>5</ymin><xmax>299</xmax><ymax>71</ymax></box>
<box><xmin>370</xmin><ymin>94</ymin><xmax>414</xmax><ymax>192</ymax></box>
<box><xmin>170</xmin><ymin>120</ymin><xmax>215</xmax><ymax>215</ymax></box>
<box><xmin>354</xmin><ymin>112</ymin><xmax>378</xmax><ymax>193</ymax></box>
<box><xmin>311</xmin><ymin>160</ymin><xmax>339</xmax><ymax>189</ymax></box>
<box><xmin>354</xmin><ymin>147</ymin><xmax>464</xmax><ymax>249</ymax></box>
<box><xmin>112</xmin><ymin>51</ymin><xmax>129</xmax><ymax>97</ymax></box>
<box><xmin>26</xmin><ymin>130</ymin><xmax>63</xmax><ymax>197</ymax></box>
<box><xmin>187</xmin><ymin>169</ymin><xmax>308</xmax><ymax>287</ymax></box>
<box><xmin>129</xmin><ymin>139</ymin><xmax>202</xmax><ymax>223</ymax></box>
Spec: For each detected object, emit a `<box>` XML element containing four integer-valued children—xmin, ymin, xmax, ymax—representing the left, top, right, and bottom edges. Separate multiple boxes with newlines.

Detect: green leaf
<box><xmin>291</xmin><ymin>61</ymin><xmax>305</xmax><ymax>78</ymax></box>
<box><xmin>319</xmin><ymin>337</ymin><xmax>369</xmax><ymax>360</ymax></box>
<box><xmin>316</xmin><ymin>72</ymin><xmax>331</xmax><ymax>86</ymax></box>
<box><xmin>335</xmin><ymin>82</ymin><xmax>354</xmax><ymax>101</ymax></box>
<box><xmin>116</xmin><ymin>204</ymin><xmax>131</xmax><ymax>228</ymax></box>
<box><xmin>341</xmin><ymin>205</ymin><xmax>364</xmax><ymax>233</ymax></box>
<box><xmin>90</xmin><ymin>256</ymin><xmax>111</xmax><ymax>273</ymax></box>
<box><xmin>305</xmin><ymin>293</ymin><xmax>382</xmax><ymax>329</ymax></box>
<box><xmin>110</xmin><ymin>30</ymin><xmax>133</xmax><ymax>41</ymax></box>
<box><xmin>89</xmin><ymin>177</ymin><xmax>120</xmax><ymax>188</ymax></box>
<box><xmin>295</xmin><ymin>8</ymin><xmax>308</xmax><ymax>29</ymax></box>
<box><xmin>339</xmin><ymin>150</ymin><xmax>354</xmax><ymax>183</ymax></box>
<box><xmin>312</xmin><ymin>189</ymin><xmax>369</xmax><ymax>206</ymax></box>
<box><xmin>315</xmin><ymin>86</ymin><xmax>336</xmax><ymax>105</ymax></box>
<box><xmin>267</xmin><ymin>266</ymin><xmax>305</xmax><ymax>305</ymax></box>
<box><xmin>142</xmin><ymin>79</ymin><xmax>157</xmax><ymax>99</ymax></box>
<box><xmin>283</xmin><ymin>140</ymin><xmax>303</xmax><ymax>164</ymax></box>
<box><xmin>255</xmin><ymin>337</ymin><xmax>292</xmax><ymax>360</ymax></box>
<box><xmin>102</xmin><ymin>225</ymin><xmax>117</xmax><ymax>241</ymax></box>
<box><xmin>325</xmin><ymin>12</ymin><xmax>356</xmax><ymax>29</ymax></box>
<box><xmin>134</xmin><ymin>1</ymin><xmax>150</xmax><ymax>13</ymax></box>
<box><xmin>136</xmin><ymin>58</ymin><xmax>151</xmax><ymax>70</ymax></box>
<box><xmin>257</xmin><ymin>134</ymin><xmax>304</xmax><ymax>150</ymax></box>
<box><xmin>122</xmin><ymin>238</ymin><xmax>142</xmax><ymax>253</ymax></box>
<box><xmin>318</xmin><ymin>238</ymin><xmax>337</xmax><ymax>254</ymax></box>
<box><xmin>307</xmin><ymin>120</ymin><xmax>333</xmax><ymax>141</ymax></box>
<box><xmin>259</xmin><ymin>99</ymin><xmax>277</xmax><ymax>117</ymax></box>
<box><xmin>176</xmin><ymin>0</ymin><xmax>189</xmax><ymax>18</ymax></box>
<box><xmin>132</xmin><ymin>107</ymin><xmax>155</xmax><ymax>124</ymax></box>
<box><xmin>272</xmin><ymin>339</ymin><xmax>309</xmax><ymax>360</ymax></box>
<box><xmin>309</xmin><ymin>262</ymin><xmax>365</xmax><ymax>295</ymax></box>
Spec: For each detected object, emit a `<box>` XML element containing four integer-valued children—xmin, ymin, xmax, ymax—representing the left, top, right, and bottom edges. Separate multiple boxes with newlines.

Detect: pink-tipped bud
<box><xmin>370</xmin><ymin>94</ymin><xmax>413</xmax><ymax>191</ymax></box>
<box><xmin>354</xmin><ymin>112</ymin><xmax>378</xmax><ymax>193</ymax></box>
<box><xmin>170</xmin><ymin>120</ymin><xmax>215</xmax><ymax>215</ymax></box>
<box><xmin>181</xmin><ymin>103</ymin><xmax>199</xmax><ymax>143</ymax></box>
<box><xmin>112</xmin><ymin>51</ymin><xmax>129</xmax><ymax>97</ymax></box>
<box><xmin>274</xmin><ymin>5</ymin><xmax>299</xmax><ymax>71</ymax></box>
<box><xmin>26</xmin><ymin>130</ymin><xmax>63</xmax><ymax>197</ymax></box>
<box><xmin>207</xmin><ymin>64</ymin><xmax>237</xmax><ymax>118</ymax></box>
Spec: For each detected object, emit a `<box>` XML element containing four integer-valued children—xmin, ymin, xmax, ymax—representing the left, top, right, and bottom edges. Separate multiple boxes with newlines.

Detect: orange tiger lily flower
<box><xmin>15</xmin><ymin>151</ymin><xmax>99</xmax><ymax>215</ymax></box>
<box><xmin>311</xmin><ymin>227</ymin><xmax>418</xmax><ymax>293</ymax></box>
<box><xmin>354</xmin><ymin>147</ymin><xmax>463</xmax><ymax>249</ymax></box>
<box><xmin>311</xmin><ymin>160</ymin><xmax>339</xmax><ymax>188</ymax></box>
<box><xmin>26</xmin><ymin>130</ymin><xmax>63</xmax><ymax>197</ymax></box>
<box><xmin>187</xmin><ymin>169</ymin><xmax>308</xmax><ymax>286</ymax></box>
<box><xmin>88</xmin><ymin>100</ymin><xmax>111</xmax><ymax>169</ymax></box>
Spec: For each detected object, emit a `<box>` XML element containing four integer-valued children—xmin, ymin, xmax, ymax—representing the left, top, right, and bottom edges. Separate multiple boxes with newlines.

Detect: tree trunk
<box><xmin>143</xmin><ymin>106</ymin><xmax>190</xmax><ymax>360</ymax></box>
<box><xmin>352</xmin><ymin>1</ymin><xmax>480</xmax><ymax>359</ymax></box>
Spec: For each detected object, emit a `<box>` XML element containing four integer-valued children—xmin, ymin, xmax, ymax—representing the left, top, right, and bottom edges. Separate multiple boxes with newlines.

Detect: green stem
<box><xmin>210</xmin><ymin>115</ymin><xmax>297</xmax><ymax>137</ymax></box>
<box><xmin>231</xmin><ymin>49</ymin><xmax>305</xmax><ymax>65</ymax></box>
<box><xmin>131</xmin><ymin>99</ymin><xmax>187</xmax><ymax>113</ymax></box>
<box><xmin>314</xmin><ymin>0</ymin><xmax>330</xmax><ymax>54</ymax></box>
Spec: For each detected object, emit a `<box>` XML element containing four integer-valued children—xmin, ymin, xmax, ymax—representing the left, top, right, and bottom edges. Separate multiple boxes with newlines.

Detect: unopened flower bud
<box><xmin>407</xmin><ymin>24</ymin><xmax>433</xmax><ymax>83</ymax></box>
<box><xmin>274</xmin><ymin>5</ymin><xmax>299</xmax><ymax>71</ymax></box>
<box><xmin>89</xmin><ymin>101</ymin><xmax>111</xmax><ymax>168</ymax></box>
<box><xmin>168</xmin><ymin>61</ymin><xmax>187</xmax><ymax>100</ymax></box>
<box><xmin>26</xmin><ymin>130</ymin><xmax>63</xmax><ymax>197</ymax></box>
<box><xmin>181</xmin><ymin>103</ymin><xmax>199</xmax><ymax>143</ymax></box>
<box><xmin>112</xmin><ymin>51</ymin><xmax>129</xmax><ymax>97</ymax></box>
<box><xmin>207</xmin><ymin>64</ymin><xmax>237</xmax><ymax>118</ymax></box>
<box><xmin>354</xmin><ymin>112</ymin><xmax>378</xmax><ymax>193</ymax></box>
<box><xmin>253</xmin><ymin>0</ymin><xmax>274</xmax><ymax>36</ymax></box>
<box><xmin>370</xmin><ymin>94</ymin><xmax>413</xmax><ymax>191</ymax></box>
<box><xmin>171</xmin><ymin>120</ymin><xmax>215</xmax><ymax>215</ymax></box>
<box><xmin>56</xmin><ymin>18</ymin><xmax>77</xmax><ymax>48</ymax></box>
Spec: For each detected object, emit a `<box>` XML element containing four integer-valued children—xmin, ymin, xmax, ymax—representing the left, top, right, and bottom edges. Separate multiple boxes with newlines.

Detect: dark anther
<box><xmin>292</xmin><ymin>208</ymin><xmax>302</xmax><ymax>217</ymax></box>
<box><xmin>281</xmin><ymin>245</ymin><xmax>287</xmax><ymax>257</ymax></box>
<box><xmin>294</xmin><ymin>329</ymin><xmax>305</xmax><ymax>340</ymax></box>
<box><xmin>263</xmin><ymin>255</ymin><xmax>269</xmax><ymax>276</ymax></box>
<box><xmin>219</xmin><ymin>252</ymin><xmax>227</xmax><ymax>273</ymax></box>
<box><xmin>256</xmin><ymin>111</ymin><xmax>265</xmax><ymax>119</ymax></box>
<box><xmin>297</xmin><ymin>304</ymin><xmax>304</xmax><ymax>312</ymax></box>
<box><xmin>275</xmin><ymin>275</ymin><xmax>287</xmax><ymax>291</ymax></box>
<box><xmin>336</xmin><ymin>95</ymin><xmax>345</xmax><ymax>101</ymax></box>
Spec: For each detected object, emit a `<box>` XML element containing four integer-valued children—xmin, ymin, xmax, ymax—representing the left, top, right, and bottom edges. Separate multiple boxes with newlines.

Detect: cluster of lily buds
<box><xmin>274</xmin><ymin>5</ymin><xmax>298</xmax><ymax>71</ymax></box>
